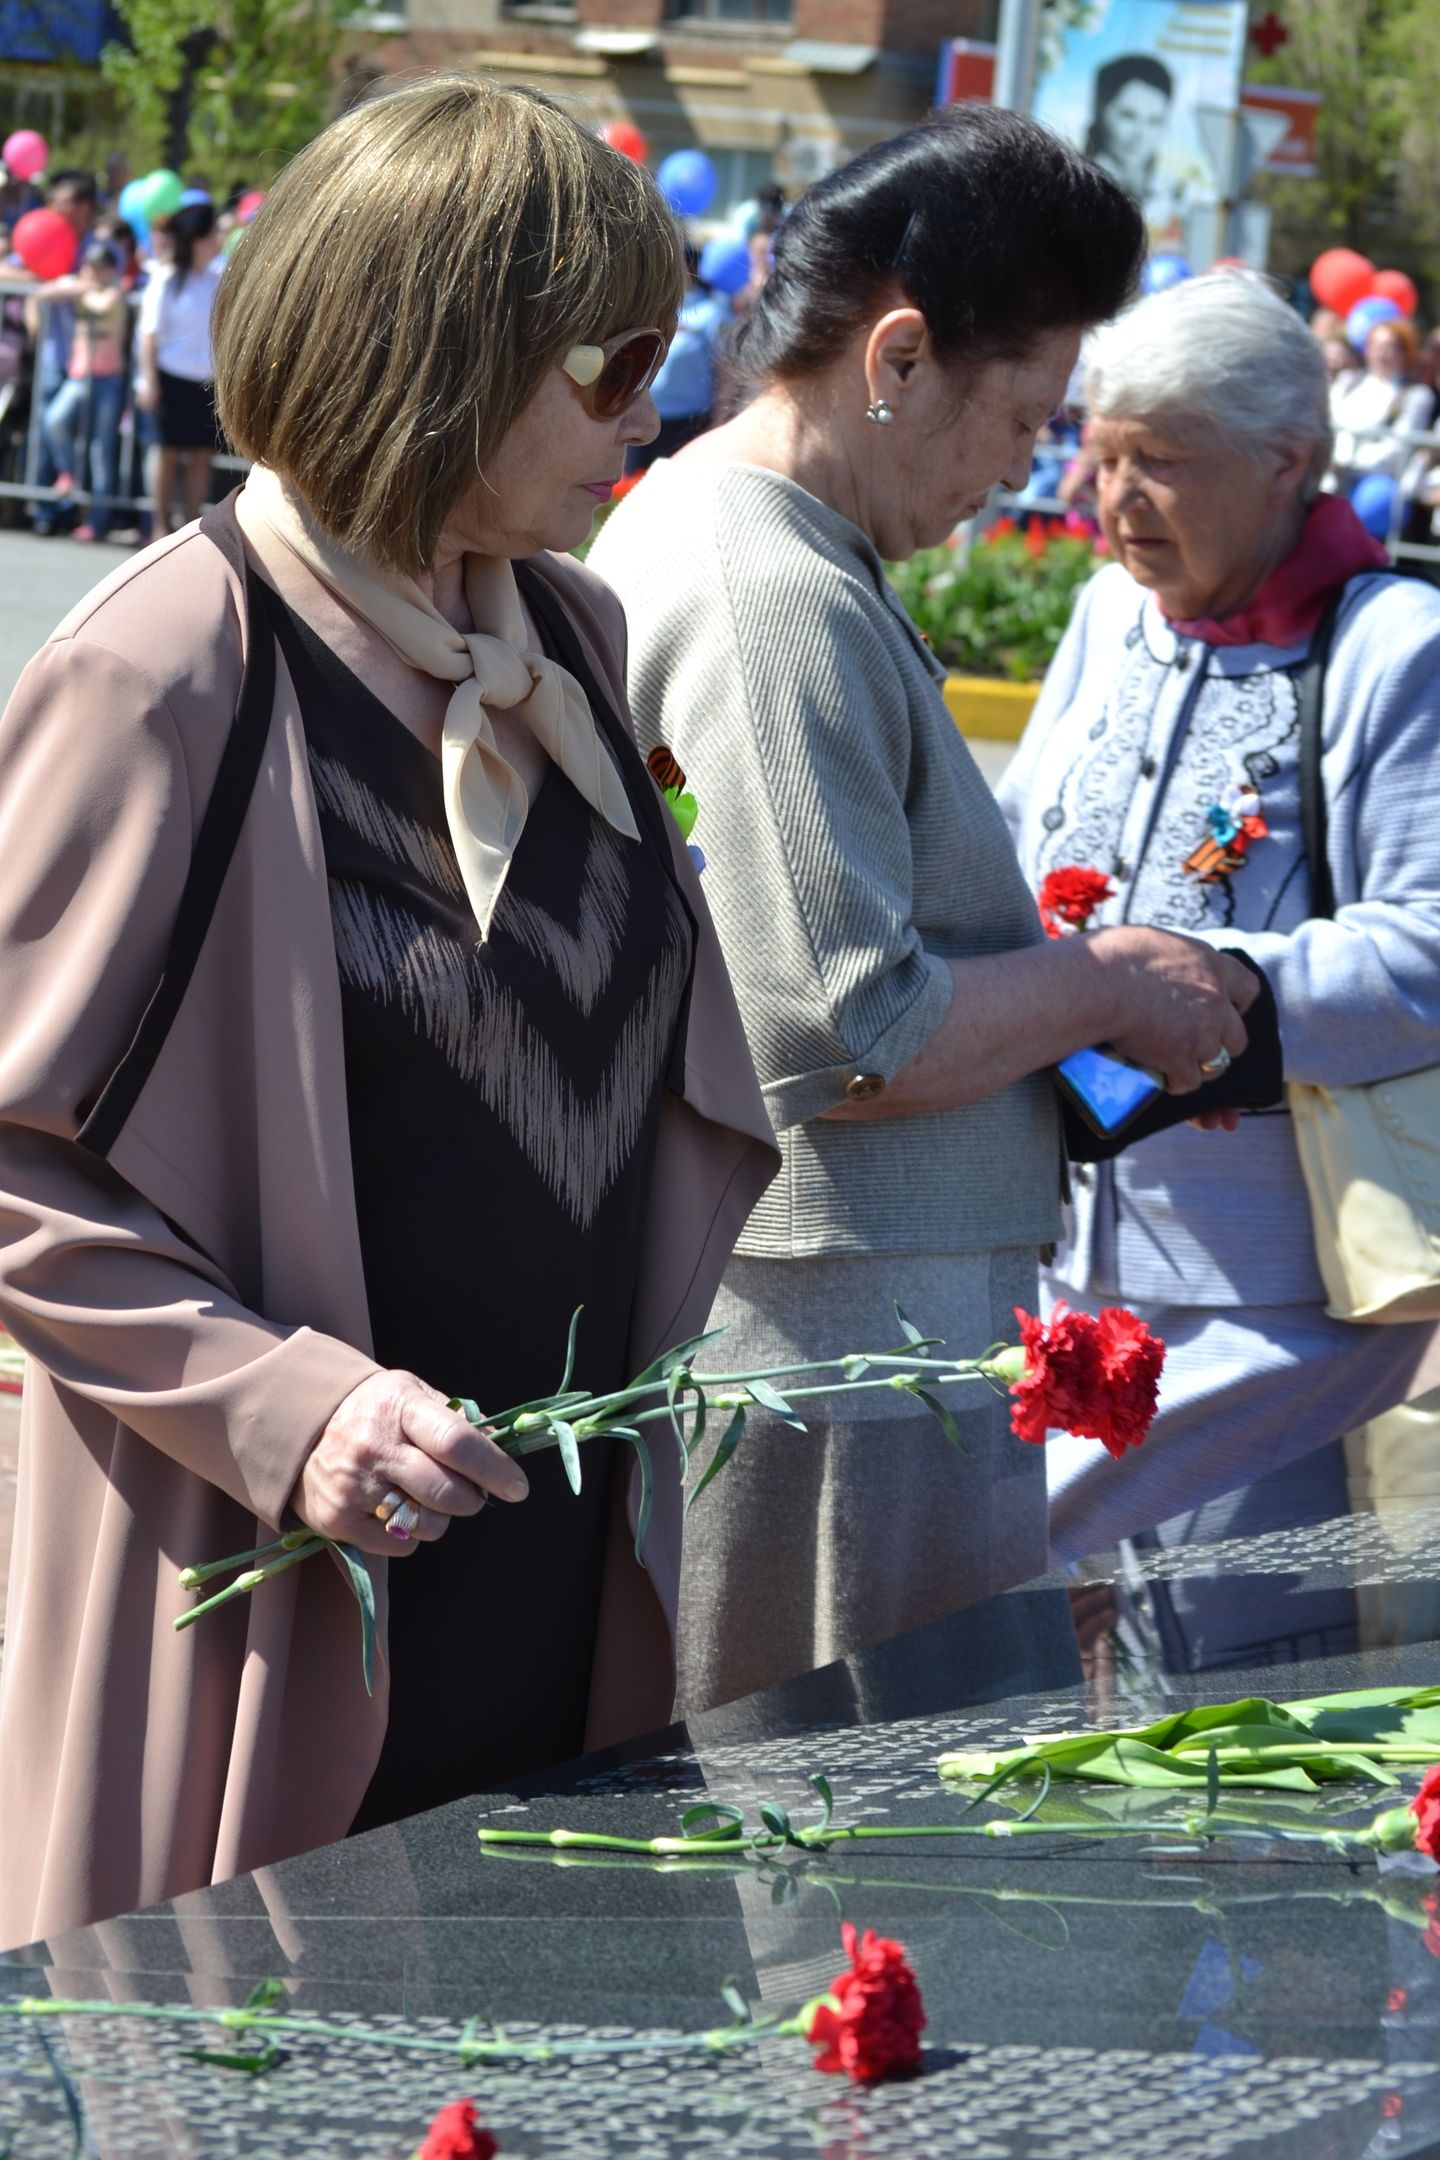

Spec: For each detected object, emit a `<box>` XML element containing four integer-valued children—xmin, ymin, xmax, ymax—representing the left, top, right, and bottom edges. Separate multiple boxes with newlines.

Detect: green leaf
<box><xmin>552</xmin><ymin>1420</ymin><xmax>582</xmax><ymax>1496</ymax></box>
<box><xmin>809</xmin><ymin>1773</ymin><xmax>835</xmax><ymax>1837</ymax></box>
<box><xmin>666</xmin><ymin>1363</ymin><xmax>692</xmax><ymax>1483</ymax></box>
<box><xmin>629</xmin><ymin>1325</ymin><xmax>728</xmax><ymax>1390</ymax></box>
<box><xmin>243</xmin><ymin>1979</ymin><xmax>287</xmax><ymax>2013</ymax></box>
<box><xmin>720</xmin><ymin>1982</ymin><xmax>751</xmax><ymax>2025</ymax></box>
<box><xmin>913</xmin><ymin>1387</ymin><xmax>969</xmax><ymax>1452</ymax></box>
<box><xmin>682</xmin><ymin>1388</ymin><xmax>707</xmax><ymax>1486</ymax></box>
<box><xmin>681</xmin><ymin>1801</ymin><xmax>746</xmax><ymax>1842</ymax></box>
<box><xmin>1206</xmin><ymin>1745</ymin><xmax>1220</xmax><ymax>1819</ymax></box>
<box><xmin>759</xmin><ymin>1802</ymin><xmax>794</xmax><ymax>1842</ymax></box>
<box><xmin>1017</xmin><ymin>1759</ymin><xmax>1053</xmax><ymax>1824</ymax></box>
<box><xmin>329</xmin><ymin>1540</ymin><xmax>376</xmax><ymax>1697</ymax></box>
<box><xmin>555</xmin><ymin>1306</ymin><xmax>584</xmax><ymax>1395</ymax></box>
<box><xmin>627</xmin><ymin>1430</ymin><xmax>654</xmax><ymax>1564</ymax></box>
<box><xmin>889</xmin><ymin>1302</ymin><xmax>945</xmax><ymax>1352</ymax></box>
<box><xmin>685</xmin><ymin>1406</ymin><xmax>746</xmax><ymax>1516</ymax></box>
<box><xmin>449</xmin><ymin>1396</ymin><xmax>484</xmax><ymax>1426</ymax></box>
<box><xmin>188</xmin><ymin>2045</ymin><xmax>281</xmax><ymax>2077</ymax></box>
<box><xmin>745</xmin><ymin>1378</ymin><xmax>807</xmax><ymax>1430</ymax></box>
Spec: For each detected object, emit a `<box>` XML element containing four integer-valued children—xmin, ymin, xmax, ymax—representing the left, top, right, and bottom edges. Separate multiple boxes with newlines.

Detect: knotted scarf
<box><xmin>242</xmin><ymin>464</ymin><xmax>640</xmax><ymax>939</ymax></box>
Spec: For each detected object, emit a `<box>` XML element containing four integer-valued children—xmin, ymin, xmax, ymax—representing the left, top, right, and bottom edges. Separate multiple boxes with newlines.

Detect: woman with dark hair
<box><xmin>136</xmin><ymin>199</ymin><xmax>225</xmax><ymax>533</ymax></box>
<box><xmin>1084</xmin><ymin>54</ymin><xmax>1174</xmax><ymax>203</ymax></box>
<box><xmin>591</xmin><ymin>105</ymin><xmax>1259</xmax><ymax>1712</ymax></box>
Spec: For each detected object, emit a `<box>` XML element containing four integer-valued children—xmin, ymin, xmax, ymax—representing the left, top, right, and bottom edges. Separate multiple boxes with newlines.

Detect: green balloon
<box><xmin>136</xmin><ymin>168</ymin><xmax>184</xmax><ymax>220</ymax></box>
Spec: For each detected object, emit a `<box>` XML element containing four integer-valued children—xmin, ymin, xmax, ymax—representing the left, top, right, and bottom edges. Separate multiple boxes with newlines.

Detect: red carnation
<box><xmin>418</xmin><ymin>2098</ymin><xmax>498</xmax><ymax>2160</ymax></box>
<box><xmin>1037</xmin><ymin>865</ymin><xmax>1115</xmax><ymax>937</ymax></box>
<box><xmin>1008</xmin><ymin>1303</ymin><xmax>1164</xmax><ymax>1460</ymax></box>
<box><xmin>1424</xmin><ymin>1891</ymin><xmax>1440</xmax><ymax>1959</ymax></box>
<box><xmin>804</xmin><ymin>1922</ymin><xmax>926</xmax><ymax>2085</ymax></box>
<box><xmin>1410</xmin><ymin>1766</ymin><xmax>1440</xmax><ymax>1861</ymax></box>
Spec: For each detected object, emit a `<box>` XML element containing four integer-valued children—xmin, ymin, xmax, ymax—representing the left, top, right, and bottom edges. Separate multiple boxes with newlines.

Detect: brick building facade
<box><xmin>375</xmin><ymin>0</ymin><xmax>994</xmax><ymax>214</ymax></box>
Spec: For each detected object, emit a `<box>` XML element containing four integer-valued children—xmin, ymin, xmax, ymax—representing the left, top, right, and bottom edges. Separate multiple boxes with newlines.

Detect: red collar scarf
<box><xmin>1163</xmin><ymin>494</ymin><xmax>1389</xmax><ymax>649</ymax></box>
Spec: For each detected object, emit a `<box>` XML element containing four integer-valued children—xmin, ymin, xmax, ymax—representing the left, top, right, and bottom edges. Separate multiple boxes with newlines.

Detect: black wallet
<box><xmin>1059</xmin><ymin>951</ymin><xmax>1284</xmax><ymax>1164</ymax></box>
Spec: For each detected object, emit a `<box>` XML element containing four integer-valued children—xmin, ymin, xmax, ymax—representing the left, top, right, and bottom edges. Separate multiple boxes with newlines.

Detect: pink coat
<box><xmin>0</xmin><ymin>520</ymin><xmax>777</xmax><ymax>1951</ymax></box>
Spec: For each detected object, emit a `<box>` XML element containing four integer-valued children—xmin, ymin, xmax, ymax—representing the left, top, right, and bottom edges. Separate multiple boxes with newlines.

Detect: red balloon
<box><xmin>13</xmin><ymin>207</ymin><xmax>75</xmax><ymax>281</ymax></box>
<box><xmin>1373</xmin><ymin>268</ymin><xmax>1419</xmax><ymax>318</ymax></box>
<box><xmin>599</xmin><ymin>120</ymin><xmax>648</xmax><ymax>164</ymax></box>
<box><xmin>236</xmin><ymin>188</ymin><xmax>266</xmax><ymax>222</ymax></box>
<box><xmin>1309</xmin><ymin>247</ymin><xmax>1376</xmax><ymax>316</ymax></box>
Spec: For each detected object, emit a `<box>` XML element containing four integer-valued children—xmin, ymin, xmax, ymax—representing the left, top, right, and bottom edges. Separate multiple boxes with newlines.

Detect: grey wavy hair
<box><xmin>1084</xmin><ymin>272</ymin><xmax>1333</xmax><ymax>499</ymax></box>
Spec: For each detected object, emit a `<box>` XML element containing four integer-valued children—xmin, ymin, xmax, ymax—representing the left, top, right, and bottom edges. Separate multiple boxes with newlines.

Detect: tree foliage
<box><xmin>101</xmin><ymin>0</ymin><xmax>351</xmax><ymax>190</ymax></box>
<box><xmin>1248</xmin><ymin>0</ymin><xmax>1440</xmax><ymax>299</ymax></box>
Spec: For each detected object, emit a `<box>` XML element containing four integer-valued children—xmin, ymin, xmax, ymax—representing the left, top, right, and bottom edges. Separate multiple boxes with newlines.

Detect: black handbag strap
<box><xmin>1294</xmin><ymin>585</ymin><xmax>1347</xmax><ymax>927</ymax></box>
<box><xmin>77</xmin><ymin>495</ymin><xmax>276</xmax><ymax>1157</ymax></box>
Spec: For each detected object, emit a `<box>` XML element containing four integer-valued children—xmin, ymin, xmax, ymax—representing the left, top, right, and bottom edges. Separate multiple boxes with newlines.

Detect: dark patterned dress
<box><xmin>263</xmin><ymin>593</ymin><xmax>692</xmax><ymax>1824</ymax></box>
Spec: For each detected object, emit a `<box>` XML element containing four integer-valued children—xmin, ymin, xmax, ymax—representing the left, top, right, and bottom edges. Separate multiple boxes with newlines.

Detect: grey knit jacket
<box><xmin>590</xmin><ymin>460</ymin><xmax>1062</xmax><ymax>1259</ymax></box>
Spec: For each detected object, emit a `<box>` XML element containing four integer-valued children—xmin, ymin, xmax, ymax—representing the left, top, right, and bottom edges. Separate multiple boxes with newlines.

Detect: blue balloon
<box><xmin>179</xmin><ymin>186</ymin><xmax>211</xmax><ymax>207</ymax></box>
<box><xmin>1346</xmin><ymin>293</ymin><xmax>1403</xmax><ymax>351</ymax></box>
<box><xmin>1349</xmin><ymin>472</ymin><xmax>1398</xmax><ymax>542</ymax></box>
<box><xmin>117</xmin><ymin>177</ymin><xmax>150</xmax><ymax>242</ymax></box>
<box><xmin>699</xmin><ymin>234</ymin><xmax>751</xmax><ymax>296</ymax></box>
<box><xmin>1142</xmin><ymin>253</ymin><xmax>1192</xmax><ymax>295</ymax></box>
<box><xmin>657</xmin><ymin>149</ymin><xmax>717</xmax><ymax>218</ymax></box>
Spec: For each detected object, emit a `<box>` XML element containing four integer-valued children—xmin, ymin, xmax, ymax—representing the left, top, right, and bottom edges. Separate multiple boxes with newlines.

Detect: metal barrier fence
<box><xmin>0</xmin><ymin>284</ymin><xmax>244</xmax><ymax>525</ymax></box>
<box><xmin>3</xmin><ymin>279</ymin><xmax>1439</xmax><ymax>571</ymax></box>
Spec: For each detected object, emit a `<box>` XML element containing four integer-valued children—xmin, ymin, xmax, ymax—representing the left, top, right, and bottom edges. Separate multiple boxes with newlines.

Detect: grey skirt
<box><xmin>676</xmin><ymin>1245</ymin><xmax>1045</xmax><ymax>1715</ymax></box>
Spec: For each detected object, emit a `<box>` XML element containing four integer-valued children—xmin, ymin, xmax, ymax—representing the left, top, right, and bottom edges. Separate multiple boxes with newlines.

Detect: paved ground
<box><xmin>0</xmin><ymin>526</ymin><xmax>127</xmax><ymax>707</ymax></box>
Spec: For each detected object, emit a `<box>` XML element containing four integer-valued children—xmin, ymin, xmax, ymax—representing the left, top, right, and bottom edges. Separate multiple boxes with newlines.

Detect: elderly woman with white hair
<box><xmin>1001</xmin><ymin>275</ymin><xmax>1440</xmax><ymax>1654</ymax></box>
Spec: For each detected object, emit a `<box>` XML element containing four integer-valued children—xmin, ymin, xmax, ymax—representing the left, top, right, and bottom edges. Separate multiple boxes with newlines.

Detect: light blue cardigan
<box><xmin>999</xmin><ymin>560</ymin><xmax>1440</xmax><ymax>1309</ymax></box>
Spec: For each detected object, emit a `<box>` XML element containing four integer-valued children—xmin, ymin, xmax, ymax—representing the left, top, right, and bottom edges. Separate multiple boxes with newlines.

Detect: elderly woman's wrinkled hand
<box><xmin>1090</xmin><ymin>926</ymin><xmax>1257</xmax><ymax>1097</ymax></box>
<box><xmin>289</xmin><ymin>1371</ymin><xmax>529</xmax><ymax>1557</ymax></box>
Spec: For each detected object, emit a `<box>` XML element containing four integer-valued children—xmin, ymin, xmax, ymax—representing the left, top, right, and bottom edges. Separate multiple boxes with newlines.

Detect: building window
<box><xmin>665</xmin><ymin>0</ymin><xmax>792</xmax><ymax>25</ymax></box>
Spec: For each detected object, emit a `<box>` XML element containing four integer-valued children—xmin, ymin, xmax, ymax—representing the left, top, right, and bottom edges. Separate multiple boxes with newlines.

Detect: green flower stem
<box><xmin>476</xmin><ymin>1818</ymin><xmax>1196</xmax><ymax>1858</ymax></box>
<box><xmin>176</xmin><ymin>1527</ymin><xmax>315</xmax><ymax>1590</ymax></box>
<box><xmin>173</xmin><ymin>1538</ymin><xmax>327</xmax><ymax>1631</ymax></box>
<box><xmin>476</xmin><ymin>1811</ymin><xmax>1381</xmax><ymax>1861</ymax></box>
<box><xmin>492</xmin><ymin>1353</ymin><xmax>1001</xmax><ymax>1444</ymax></box>
<box><xmin>0</xmin><ymin>1997</ymin><xmax>802</xmax><ymax>2066</ymax></box>
<box><xmin>492</xmin><ymin>1368</ymin><xmax>1000</xmax><ymax>1458</ymax></box>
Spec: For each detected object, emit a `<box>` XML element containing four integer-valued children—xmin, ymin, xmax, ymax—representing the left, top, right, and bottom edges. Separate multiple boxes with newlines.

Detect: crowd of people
<box><xmin>1</xmin><ymin>160</ymin><xmax>237</xmax><ymax>538</ymax></box>
<box><xmin>1</xmin><ymin>79</ymin><xmax>1438</xmax><ymax>1958</ymax></box>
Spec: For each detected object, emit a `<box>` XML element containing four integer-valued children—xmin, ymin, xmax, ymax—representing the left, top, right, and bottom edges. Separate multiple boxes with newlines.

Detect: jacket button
<box><xmin>846</xmin><ymin>1072</ymin><xmax>885</xmax><ymax>1102</ymax></box>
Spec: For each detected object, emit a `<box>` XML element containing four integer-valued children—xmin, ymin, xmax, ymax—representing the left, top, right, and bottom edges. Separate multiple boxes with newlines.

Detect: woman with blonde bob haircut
<box><xmin>0</xmin><ymin>74</ymin><xmax>776</xmax><ymax>1952</ymax></box>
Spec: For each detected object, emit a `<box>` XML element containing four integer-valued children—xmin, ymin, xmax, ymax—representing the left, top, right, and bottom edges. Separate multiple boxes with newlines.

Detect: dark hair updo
<box><xmin>738</xmin><ymin>103</ymin><xmax>1145</xmax><ymax>388</ymax></box>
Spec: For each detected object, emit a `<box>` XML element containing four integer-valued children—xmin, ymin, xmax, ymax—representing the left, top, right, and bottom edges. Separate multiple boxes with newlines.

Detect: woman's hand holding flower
<box><xmin>289</xmin><ymin>1371</ymin><xmax>528</xmax><ymax>1556</ymax></box>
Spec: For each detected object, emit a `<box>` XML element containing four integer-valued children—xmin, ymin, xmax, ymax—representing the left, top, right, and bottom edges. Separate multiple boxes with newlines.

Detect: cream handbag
<box><xmin>1289</xmin><ymin>584</ymin><xmax>1440</xmax><ymax>1324</ymax></box>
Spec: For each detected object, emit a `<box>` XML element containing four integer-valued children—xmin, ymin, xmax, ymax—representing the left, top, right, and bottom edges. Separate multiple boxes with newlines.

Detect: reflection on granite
<box><xmin>5</xmin><ymin>1518</ymin><xmax>1440</xmax><ymax>2157</ymax></box>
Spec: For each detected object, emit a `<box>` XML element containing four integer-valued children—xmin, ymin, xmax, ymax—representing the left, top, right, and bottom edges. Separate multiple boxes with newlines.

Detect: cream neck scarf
<box><xmin>242</xmin><ymin>465</ymin><xmax>639</xmax><ymax>940</ymax></box>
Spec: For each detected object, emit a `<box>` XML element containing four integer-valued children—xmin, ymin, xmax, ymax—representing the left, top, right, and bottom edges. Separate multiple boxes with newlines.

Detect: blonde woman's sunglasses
<box><xmin>561</xmin><ymin>327</ymin><xmax>668</xmax><ymax>419</ymax></box>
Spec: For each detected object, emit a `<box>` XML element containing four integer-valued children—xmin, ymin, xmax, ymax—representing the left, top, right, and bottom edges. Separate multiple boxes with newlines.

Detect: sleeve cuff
<box><xmin>760</xmin><ymin>953</ymin><xmax>954</xmax><ymax>1130</ymax></box>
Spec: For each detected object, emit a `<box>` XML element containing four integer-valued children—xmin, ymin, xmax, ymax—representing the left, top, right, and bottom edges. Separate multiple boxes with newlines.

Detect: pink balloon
<box><xmin>13</xmin><ymin>207</ymin><xmax>75</xmax><ymax>280</ymax></box>
<box><xmin>236</xmin><ymin>189</ymin><xmax>266</xmax><ymax>222</ymax></box>
<box><xmin>3</xmin><ymin>129</ymin><xmax>49</xmax><ymax>183</ymax></box>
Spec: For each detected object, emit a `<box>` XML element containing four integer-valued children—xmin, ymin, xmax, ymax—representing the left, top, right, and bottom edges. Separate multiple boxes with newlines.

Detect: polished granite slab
<box><xmin>4</xmin><ymin>1511</ymin><xmax>1440</xmax><ymax>2158</ymax></box>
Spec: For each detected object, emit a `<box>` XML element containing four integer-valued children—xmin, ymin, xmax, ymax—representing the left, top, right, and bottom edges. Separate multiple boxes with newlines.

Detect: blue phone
<box><xmin>1056</xmin><ymin>1045</ymin><xmax>1164</xmax><ymax>1138</ymax></box>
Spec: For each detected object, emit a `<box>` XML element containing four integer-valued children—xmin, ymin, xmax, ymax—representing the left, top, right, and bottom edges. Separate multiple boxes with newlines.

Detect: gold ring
<box><xmin>374</xmin><ymin>1488</ymin><xmax>407</xmax><ymax>1525</ymax></box>
<box><xmin>1200</xmin><ymin>1046</ymin><xmax>1233</xmax><ymax>1076</ymax></box>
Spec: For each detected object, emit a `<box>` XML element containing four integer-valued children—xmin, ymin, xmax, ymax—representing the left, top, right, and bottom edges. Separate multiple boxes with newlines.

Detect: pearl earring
<box><xmin>865</xmin><ymin>399</ymin><xmax>894</xmax><ymax>426</ymax></box>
